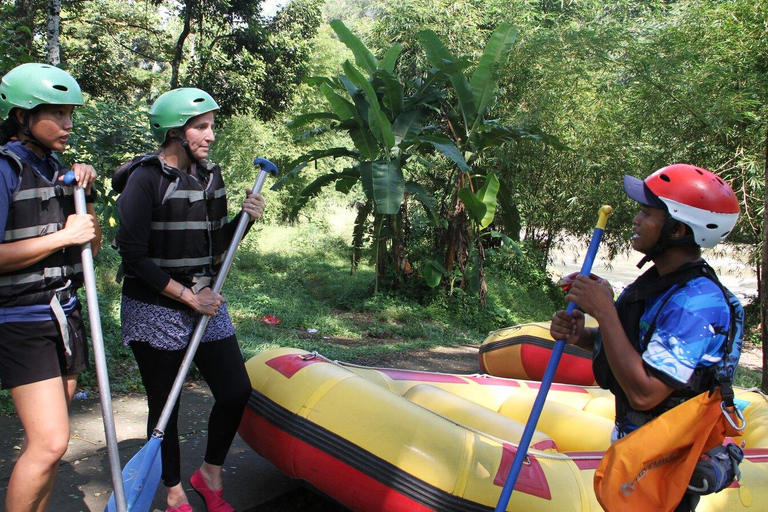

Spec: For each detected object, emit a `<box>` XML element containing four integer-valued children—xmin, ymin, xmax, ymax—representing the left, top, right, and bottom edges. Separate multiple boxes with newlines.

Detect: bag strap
<box><xmin>631</xmin><ymin>263</ymin><xmax>740</xmax><ymax>421</ymax></box>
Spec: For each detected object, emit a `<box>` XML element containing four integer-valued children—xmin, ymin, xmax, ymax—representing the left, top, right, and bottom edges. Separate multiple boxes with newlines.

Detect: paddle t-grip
<box><xmin>596</xmin><ymin>205</ymin><xmax>613</xmax><ymax>230</ymax></box>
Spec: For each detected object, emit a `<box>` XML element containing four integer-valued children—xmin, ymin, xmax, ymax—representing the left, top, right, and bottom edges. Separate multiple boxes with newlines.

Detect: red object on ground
<box><xmin>261</xmin><ymin>315</ymin><xmax>281</xmax><ymax>325</ymax></box>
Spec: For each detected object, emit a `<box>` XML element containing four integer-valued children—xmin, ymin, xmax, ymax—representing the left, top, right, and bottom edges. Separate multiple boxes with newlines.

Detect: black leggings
<box><xmin>130</xmin><ymin>336</ymin><xmax>251</xmax><ymax>487</ymax></box>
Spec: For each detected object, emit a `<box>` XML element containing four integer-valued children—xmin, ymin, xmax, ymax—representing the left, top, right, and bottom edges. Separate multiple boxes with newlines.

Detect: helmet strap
<box><xmin>169</xmin><ymin>134</ymin><xmax>199</xmax><ymax>165</ymax></box>
<box><xmin>19</xmin><ymin>110</ymin><xmax>52</xmax><ymax>156</ymax></box>
<box><xmin>637</xmin><ymin>215</ymin><xmax>698</xmax><ymax>268</ymax></box>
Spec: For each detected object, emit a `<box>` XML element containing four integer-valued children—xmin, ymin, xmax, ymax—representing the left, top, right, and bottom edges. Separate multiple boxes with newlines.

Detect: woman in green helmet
<box><xmin>0</xmin><ymin>63</ymin><xmax>101</xmax><ymax>512</ymax></box>
<box><xmin>113</xmin><ymin>88</ymin><xmax>265</xmax><ymax>512</ymax></box>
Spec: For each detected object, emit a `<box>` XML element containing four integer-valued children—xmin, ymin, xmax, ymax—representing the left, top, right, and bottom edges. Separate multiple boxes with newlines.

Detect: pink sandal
<box><xmin>166</xmin><ymin>504</ymin><xmax>193</xmax><ymax>512</ymax></box>
<box><xmin>190</xmin><ymin>469</ymin><xmax>235</xmax><ymax>512</ymax></box>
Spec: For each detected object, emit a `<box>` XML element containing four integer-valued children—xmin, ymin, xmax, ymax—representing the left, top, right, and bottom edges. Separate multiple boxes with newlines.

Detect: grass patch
<box><xmin>0</xmin><ymin>209</ymin><xmax>559</xmax><ymax>415</ymax></box>
<box><xmin>735</xmin><ymin>367</ymin><xmax>763</xmax><ymax>390</ymax></box>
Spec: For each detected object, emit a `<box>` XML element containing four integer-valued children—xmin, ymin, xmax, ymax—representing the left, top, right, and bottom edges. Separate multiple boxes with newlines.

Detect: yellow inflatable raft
<box><xmin>479</xmin><ymin>321</ymin><xmax>598</xmax><ymax>385</ymax></box>
<box><xmin>238</xmin><ymin>347</ymin><xmax>768</xmax><ymax>512</ymax></box>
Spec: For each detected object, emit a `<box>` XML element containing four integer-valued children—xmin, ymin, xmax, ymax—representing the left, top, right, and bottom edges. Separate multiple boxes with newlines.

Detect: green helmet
<box><xmin>148</xmin><ymin>88</ymin><xmax>219</xmax><ymax>144</ymax></box>
<box><xmin>0</xmin><ymin>63</ymin><xmax>84</xmax><ymax>120</ymax></box>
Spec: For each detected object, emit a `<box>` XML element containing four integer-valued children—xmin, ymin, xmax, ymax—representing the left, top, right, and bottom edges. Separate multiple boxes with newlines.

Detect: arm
<box><xmin>0</xmin><ymin>217</ymin><xmax>97</xmax><ymax>273</ymax></box>
<box><xmin>217</xmin><ymin>188</ymin><xmax>266</xmax><ymax>243</ymax></box>
<box><xmin>565</xmin><ymin>275</ymin><xmax>674</xmax><ymax>411</ymax></box>
<box><xmin>0</xmin><ymin>160</ymin><xmax>99</xmax><ymax>272</ymax></box>
<box><xmin>159</xmin><ymin>280</ymin><xmax>223</xmax><ymax>316</ymax></box>
<box><xmin>550</xmin><ymin>276</ymin><xmax>613</xmax><ymax>351</ymax></box>
<box><xmin>117</xmin><ymin>167</ymin><xmax>223</xmax><ymax>316</ymax></box>
<box><xmin>550</xmin><ymin>309</ymin><xmax>598</xmax><ymax>351</ymax></box>
<box><xmin>116</xmin><ymin>167</ymin><xmax>174</xmax><ymax>292</ymax></box>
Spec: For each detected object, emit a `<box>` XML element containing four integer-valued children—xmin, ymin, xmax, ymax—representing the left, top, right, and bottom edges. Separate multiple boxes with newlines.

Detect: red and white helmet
<box><xmin>623</xmin><ymin>164</ymin><xmax>739</xmax><ymax>249</ymax></box>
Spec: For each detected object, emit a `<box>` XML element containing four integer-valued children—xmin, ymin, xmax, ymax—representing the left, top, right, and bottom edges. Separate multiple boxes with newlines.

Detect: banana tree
<box><xmin>277</xmin><ymin>19</ymin><xmax>470</xmax><ymax>290</ymax></box>
<box><xmin>279</xmin><ymin>20</ymin><xmax>563</xmax><ymax>296</ymax></box>
<box><xmin>416</xmin><ymin>25</ymin><xmax>566</xmax><ymax>302</ymax></box>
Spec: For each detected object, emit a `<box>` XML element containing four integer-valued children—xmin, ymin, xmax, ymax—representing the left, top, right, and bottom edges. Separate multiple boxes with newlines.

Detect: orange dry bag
<box><xmin>594</xmin><ymin>388</ymin><xmax>743</xmax><ymax>512</ymax></box>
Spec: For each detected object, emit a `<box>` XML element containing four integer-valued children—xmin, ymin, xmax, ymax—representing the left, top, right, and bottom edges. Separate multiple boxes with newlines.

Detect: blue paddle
<box><xmin>63</xmin><ymin>171</ymin><xmax>128</xmax><ymax>512</ymax></box>
<box><xmin>494</xmin><ymin>205</ymin><xmax>612</xmax><ymax>512</ymax></box>
<box><xmin>105</xmin><ymin>157</ymin><xmax>278</xmax><ymax>512</ymax></box>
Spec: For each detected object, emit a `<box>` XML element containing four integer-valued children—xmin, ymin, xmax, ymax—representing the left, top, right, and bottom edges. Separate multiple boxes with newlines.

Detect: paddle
<box><xmin>63</xmin><ymin>172</ymin><xmax>128</xmax><ymax>512</ymax></box>
<box><xmin>105</xmin><ymin>157</ymin><xmax>278</xmax><ymax>512</ymax></box>
<box><xmin>494</xmin><ymin>205</ymin><xmax>613</xmax><ymax>512</ymax></box>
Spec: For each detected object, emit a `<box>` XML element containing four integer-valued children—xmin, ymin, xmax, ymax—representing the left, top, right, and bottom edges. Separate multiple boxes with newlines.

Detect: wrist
<box><xmin>50</xmin><ymin>229</ymin><xmax>70</xmax><ymax>250</ymax></box>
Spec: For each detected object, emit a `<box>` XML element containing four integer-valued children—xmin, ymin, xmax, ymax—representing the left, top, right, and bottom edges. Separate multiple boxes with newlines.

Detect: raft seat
<box><xmin>499</xmin><ymin>393</ymin><xmax>614</xmax><ymax>452</ymax></box>
<box><xmin>403</xmin><ymin>384</ymin><xmax>558</xmax><ymax>451</ymax></box>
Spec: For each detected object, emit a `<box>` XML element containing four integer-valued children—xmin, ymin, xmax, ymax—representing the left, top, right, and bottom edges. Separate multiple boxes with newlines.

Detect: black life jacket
<box><xmin>113</xmin><ymin>154</ymin><xmax>229</xmax><ymax>290</ymax></box>
<box><xmin>0</xmin><ymin>145</ymin><xmax>83</xmax><ymax>307</ymax></box>
<box><xmin>593</xmin><ymin>260</ymin><xmax>742</xmax><ymax>431</ymax></box>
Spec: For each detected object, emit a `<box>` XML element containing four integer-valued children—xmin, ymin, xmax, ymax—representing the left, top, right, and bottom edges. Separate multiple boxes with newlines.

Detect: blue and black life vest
<box><xmin>0</xmin><ymin>145</ymin><xmax>83</xmax><ymax>307</ymax></box>
<box><xmin>594</xmin><ymin>260</ymin><xmax>744</xmax><ymax>431</ymax></box>
<box><xmin>113</xmin><ymin>154</ymin><xmax>230</xmax><ymax>290</ymax></box>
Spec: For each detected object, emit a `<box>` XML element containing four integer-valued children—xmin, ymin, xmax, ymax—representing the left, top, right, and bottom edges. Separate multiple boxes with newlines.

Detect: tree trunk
<box><xmin>350</xmin><ymin>200</ymin><xmax>373</xmax><ymax>275</ymax></box>
<box><xmin>15</xmin><ymin>0</ymin><xmax>35</xmax><ymax>51</ymax></box>
<box><xmin>761</xmin><ymin>123</ymin><xmax>768</xmax><ymax>393</ymax></box>
<box><xmin>46</xmin><ymin>0</ymin><xmax>61</xmax><ymax>65</ymax></box>
<box><xmin>476</xmin><ymin>236</ymin><xmax>487</xmax><ymax>306</ymax></box>
<box><xmin>444</xmin><ymin>198</ymin><xmax>469</xmax><ymax>290</ymax></box>
<box><xmin>171</xmin><ymin>0</ymin><xmax>194</xmax><ymax>89</ymax></box>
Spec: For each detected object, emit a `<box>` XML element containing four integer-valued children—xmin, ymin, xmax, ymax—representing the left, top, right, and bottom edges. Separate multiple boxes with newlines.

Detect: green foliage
<box><xmin>279</xmin><ymin>20</ymin><xmax>454</xmax><ymax>290</ymax></box>
<box><xmin>62</xmin><ymin>0</ymin><xmax>167</xmax><ymax>104</ymax></box>
<box><xmin>49</xmin><ymin>0</ymin><xmax>322</xmax><ymax>121</ymax></box>
<box><xmin>61</xmin><ymin>100</ymin><xmax>155</xmax><ymax>238</ymax></box>
<box><xmin>1</xmin><ymin>0</ymin><xmax>765</xmax><ymax>408</ymax></box>
<box><xmin>163</xmin><ymin>0</ymin><xmax>322</xmax><ymax>119</ymax></box>
<box><xmin>29</xmin><ymin>212</ymin><xmax>558</xmax><ymax>413</ymax></box>
<box><xmin>280</xmin><ymin>19</ymin><xmax>562</xmax><ymax>303</ymax></box>
<box><xmin>742</xmin><ymin>297</ymin><xmax>762</xmax><ymax>347</ymax></box>
<box><xmin>0</xmin><ymin>3</ymin><xmax>36</xmax><ymax>72</ymax></box>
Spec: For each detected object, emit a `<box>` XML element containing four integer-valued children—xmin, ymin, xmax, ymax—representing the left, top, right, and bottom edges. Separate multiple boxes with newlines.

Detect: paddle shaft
<box><xmin>153</xmin><ymin>167</ymin><xmax>272</xmax><ymax>435</ymax></box>
<box><xmin>495</xmin><ymin>205</ymin><xmax>612</xmax><ymax>512</ymax></box>
<box><xmin>72</xmin><ymin>183</ymin><xmax>129</xmax><ymax>512</ymax></box>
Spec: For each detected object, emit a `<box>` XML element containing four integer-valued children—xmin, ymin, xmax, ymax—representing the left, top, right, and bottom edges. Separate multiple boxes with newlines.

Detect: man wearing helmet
<box><xmin>0</xmin><ymin>63</ymin><xmax>101</xmax><ymax>512</ymax></box>
<box><xmin>113</xmin><ymin>88</ymin><xmax>265</xmax><ymax>512</ymax></box>
<box><xmin>550</xmin><ymin>164</ymin><xmax>744</xmax><ymax>512</ymax></box>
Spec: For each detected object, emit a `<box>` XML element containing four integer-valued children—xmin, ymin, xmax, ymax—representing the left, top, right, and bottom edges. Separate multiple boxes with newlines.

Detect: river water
<box><xmin>547</xmin><ymin>243</ymin><xmax>757</xmax><ymax>305</ymax></box>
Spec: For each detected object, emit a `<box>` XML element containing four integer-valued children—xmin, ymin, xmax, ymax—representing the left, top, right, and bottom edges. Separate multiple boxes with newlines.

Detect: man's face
<box><xmin>630</xmin><ymin>205</ymin><xmax>667</xmax><ymax>254</ymax></box>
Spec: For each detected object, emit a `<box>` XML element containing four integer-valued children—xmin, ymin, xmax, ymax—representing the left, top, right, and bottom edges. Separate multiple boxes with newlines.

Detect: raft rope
<box><xmin>304</xmin><ymin>352</ymin><xmax>604</xmax><ymax>464</ymax></box>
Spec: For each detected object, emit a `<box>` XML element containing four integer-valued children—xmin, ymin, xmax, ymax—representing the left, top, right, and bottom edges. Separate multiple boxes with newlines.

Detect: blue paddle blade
<box><xmin>105</xmin><ymin>436</ymin><xmax>162</xmax><ymax>512</ymax></box>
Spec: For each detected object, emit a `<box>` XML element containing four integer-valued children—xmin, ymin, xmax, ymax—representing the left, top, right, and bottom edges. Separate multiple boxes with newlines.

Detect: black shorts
<box><xmin>0</xmin><ymin>302</ymin><xmax>89</xmax><ymax>389</ymax></box>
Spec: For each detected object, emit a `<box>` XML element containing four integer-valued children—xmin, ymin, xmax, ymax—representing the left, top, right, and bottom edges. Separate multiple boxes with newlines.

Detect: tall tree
<box><xmin>281</xmin><ymin>20</ymin><xmax>560</xmax><ymax>298</ymax></box>
<box><xmin>166</xmin><ymin>0</ymin><xmax>322</xmax><ymax>118</ymax></box>
<box><xmin>45</xmin><ymin>0</ymin><xmax>61</xmax><ymax>64</ymax></box>
<box><xmin>62</xmin><ymin>0</ymin><xmax>168</xmax><ymax>103</ymax></box>
<box><xmin>0</xmin><ymin>0</ymin><xmax>45</xmax><ymax>71</ymax></box>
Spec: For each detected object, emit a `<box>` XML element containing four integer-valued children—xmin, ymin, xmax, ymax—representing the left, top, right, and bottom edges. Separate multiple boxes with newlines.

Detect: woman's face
<box><xmin>182</xmin><ymin>112</ymin><xmax>216</xmax><ymax>161</ymax></box>
<box><xmin>23</xmin><ymin>104</ymin><xmax>75</xmax><ymax>153</ymax></box>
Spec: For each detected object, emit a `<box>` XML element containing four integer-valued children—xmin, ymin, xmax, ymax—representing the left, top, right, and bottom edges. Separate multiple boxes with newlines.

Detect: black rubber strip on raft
<box><xmin>478</xmin><ymin>334</ymin><xmax>591</xmax><ymax>358</ymax></box>
<box><xmin>248</xmin><ymin>390</ymin><xmax>496</xmax><ymax>512</ymax></box>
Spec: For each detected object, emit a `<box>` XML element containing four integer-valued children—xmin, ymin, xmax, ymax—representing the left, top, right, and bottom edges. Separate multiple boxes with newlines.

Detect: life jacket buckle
<box><xmin>721</xmin><ymin>401</ymin><xmax>746</xmax><ymax>431</ymax></box>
